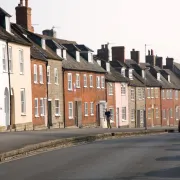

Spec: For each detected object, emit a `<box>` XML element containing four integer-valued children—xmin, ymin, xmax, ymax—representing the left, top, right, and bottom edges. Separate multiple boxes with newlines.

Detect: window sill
<box><xmin>109</xmin><ymin>94</ymin><xmax>113</xmax><ymax>96</ymax></box>
<box><xmin>68</xmin><ymin>89</ymin><xmax>73</xmax><ymax>91</ymax></box>
<box><xmin>97</xmin><ymin>87</ymin><xmax>101</xmax><ymax>89</ymax></box>
<box><xmin>69</xmin><ymin>117</ymin><xmax>74</xmax><ymax>120</ymax></box>
<box><xmin>48</xmin><ymin>82</ymin><xmax>51</xmax><ymax>84</ymax></box>
<box><xmin>122</xmin><ymin>120</ymin><xmax>127</xmax><ymax>122</ymax></box>
<box><xmin>41</xmin><ymin>114</ymin><xmax>45</xmax><ymax>117</ymax></box>
<box><xmin>91</xmin><ymin>114</ymin><xmax>94</xmax><ymax>116</ymax></box>
<box><xmin>131</xmin><ymin>120</ymin><xmax>135</xmax><ymax>122</ymax></box>
<box><xmin>21</xmin><ymin>113</ymin><xmax>26</xmax><ymax>116</ymax></box>
<box><xmin>55</xmin><ymin>83</ymin><xmax>59</xmax><ymax>85</ymax></box>
<box><xmin>84</xmin><ymin>86</ymin><xmax>88</xmax><ymax>88</ymax></box>
<box><xmin>55</xmin><ymin>114</ymin><xmax>61</xmax><ymax>117</ymax></box>
<box><xmin>40</xmin><ymin>82</ymin><xmax>44</xmax><ymax>85</ymax></box>
<box><xmin>35</xmin><ymin>115</ymin><xmax>39</xmax><ymax>118</ymax></box>
<box><xmin>90</xmin><ymin>86</ymin><xmax>94</xmax><ymax>88</ymax></box>
<box><xmin>85</xmin><ymin>115</ymin><xmax>88</xmax><ymax>117</ymax></box>
<box><xmin>20</xmin><ymin>73</ymin><xmax>24</xmax><ymax>75</ymax></box>
<box><xmin>76</xmin><ymin>87</ymin><xmax>81</xmax><ymax>89</ymax></box>
<box><xmin>34</xmin><ymin>82</ymin><xmax>38</xmax><ymax>84</ymax></box>
<box><xmin>121</xmin><ymin>94</ymin><xmax>126</xmax><ymax>96</ymax></box>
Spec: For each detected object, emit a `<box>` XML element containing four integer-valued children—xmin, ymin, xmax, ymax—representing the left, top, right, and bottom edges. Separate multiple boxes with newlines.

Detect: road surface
<box><xmin>0</xmin><ymin>132</ymin><xmax>180</xmax><ymax>180</ymax></box>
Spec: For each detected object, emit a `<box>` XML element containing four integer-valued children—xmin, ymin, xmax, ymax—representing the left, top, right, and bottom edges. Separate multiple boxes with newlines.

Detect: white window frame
<box><xmin>122</xmin><ymin>107</ymin><xmax>126</xmax><ymax>121</ymax></box>
<box><xmin>89</xmin><ymin>75</ymin><xmax>93</xmax><ymax>88</ymax></box>
<box><xmin>76</xmin><ymin>74</ymin><xmax>80</xmax><ymax>88</ymax></box>
<box><xmin>155</xmin><ymin>88</ymin><xmax>159</xmax><ymax>98</ymax></box>
<box><xmin>170</xmin><ymin>108</ymin><xmax>173</xmax><ymax>118</ymax></box>
<box><xmin>108</xmin><ymin>83</ymin><xmax>113</xmax><ymax>95</ymax></box>
<box><xmin>162</xmin><ymin>90</ymin><xmax>165</xmax><ymax>99</ymax></box>
<box><xmin>151</xmin><ymin>88</ymin><xmax>154</xmax><ymax>98</ymax></box>
<box><xmin>148</xmin><ymin>108</ymin><xmax>151</xmax><ymax>119</ymax></box>
<box><xmin>54</xmin><ymin>68</ymin><xmax>58</xmax><ymax>85</ymax></box>
<box><xmin>40</xmin><ymin>98</ymin><xmax>45</xmax><ymax>116</ymax></box>
<box><xmin>2</xmin><ymin>45</ymin><xmax>7</xmax><ymax>72</ymax></box>
<box><xmin>96</xmin><ymin>76</ymin><xmax>100</xmax><ymax>88</ymax></box>
<box><xmin>68</xmin><ymin>73</ymin><xmax>73</xmax><ymax>91</ymax></box>
<box><xmin>8</xmin><ymin>46</ymin><xmax>13</xmax><ymax>72</ymax></box>
<box><xmin>19</xmin><ymin>49</ymin><xmax>24</xmax><ymax>74</ymax></box>
<box><xmin>131</xmin><ymin>89</ymin><xmax>135</xmax><ymax>100</ymax></box>
<box><xmin>176</xmin><ymin>106</ymin><xmax>179</xmax><ymax>120</ymax></box>
<box><xmin>162</xmin><ymin>109</ymin><xmax>166</xmax><ymax>119</ymax></box>
<box><xmin>175</xmin><ymin>90</ymin><xmax>178</xmax><ymax>100</ymax></box>
<box><xmin>147</xmin><ymin>88</ymin><xmax>151</xmax><ymax>98</ymax></box>
<box><xmin>156</xmin><ymin>108</ymin><xmax>159</xmax><ymax>118</ymax></box>
<box><xmin>121</xmin><ymin>84</ymin><xmax>126</xmax><ymax>95</ymax></box>
<box><xmin>84</xmin><ymin>102</ymin><xmax>88</xmax><ymax>116</ymax></box>
<box><xmin>101</xmin><ymin>76</ymin><xmax>105</xmax><ymax>88</ymax></box>
<box><xmin>39</xmin><ymin>65</ymin><xmax>43</xmax><ymax>84</ymax></box>
<box><xmin>140</xmin><ymin>110</ymin><xmax>144</xmax><ymax>123</ymax></box>
<box><xmin>47</xmin><ymin>66</ymin><xmax>50</xmax><ymax>84</ymax></box>
<box><xmin>34</xmin><ymin>98</ymin><xmax>39</xmax><ymax>117</ymax></box>
<box><xmin>131</xmin><ymin>109</ymin><xmax>135</xmax><ymax>121</ymax></box>
<box><xmin>166</xmin><ymin>90</ymin><xmax>169</xmax><ymax>99</ymax></box>
<box><xmin>138</xmin><ymin>88</ymin><xmax>142</xmax><ymax>100</ymax></box>
<box><xmin>55</xmin><ymin>99</ymin><xmax>60</xmax><ymax>116</ymax></box>
<box><xmin>84</xmin><ymin>74</ymin><xmax>87</xmax><ymax>87</ymax></box>
<box><xmin>90</xmin><ymin>102</ymin><xmax>94</xmax><ymax>116</ymax></box>
<box><xmin>21</xmin><ymin>88</ymin><xmax>26</xmax><ymax>115</ymax></box>
<box><xmin>68</xmin><ymin>102</ymin><xmax>73</xmax><ymax>119</ymax></box>
<box><xmin>34</xmin><ymin>64</ymin><xmax>38</xmax><ymax>83</ymax></box>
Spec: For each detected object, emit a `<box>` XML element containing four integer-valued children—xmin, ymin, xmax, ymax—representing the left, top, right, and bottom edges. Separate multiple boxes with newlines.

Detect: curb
<box><xmin>0</xmin><ymin>130</ymin><xmax>167</xmax><ymax>162</ymax></box>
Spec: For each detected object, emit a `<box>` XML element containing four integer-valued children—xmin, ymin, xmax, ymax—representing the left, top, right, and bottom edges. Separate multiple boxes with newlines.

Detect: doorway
<box><xmin>74</xmin><ymin>101</ymin><xmax>82</xmax><ymax>127</ymax></box>
<box><xmin>116</xmin><ymin>108</ymin><xmax>120</xmax><ymax>128</ymax></box>
<box><xmin>4</xmin><ymin>87</ymin><xmax>9</xmax><ymax>126</ymax></box>
<box><xmin>48</xmin><ymin>100</ymin><xmax>52</xmax><ymax>127</ymax></box>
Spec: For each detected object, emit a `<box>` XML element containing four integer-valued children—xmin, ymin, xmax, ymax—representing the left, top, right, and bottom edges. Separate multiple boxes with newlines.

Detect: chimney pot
<box><xmin>25</xmin><ymin>0</ymin><xmax>28</xmax><ymax>7</ymax></box>
<box><xmin>151</xmin><ymin>49</ymin><xmax>154</xmax><ymax>56</ymax></box>
<box><xmin>20</xmin><ymin>0</ymin><xmax>23</xmax><ymax>6</ymax></box>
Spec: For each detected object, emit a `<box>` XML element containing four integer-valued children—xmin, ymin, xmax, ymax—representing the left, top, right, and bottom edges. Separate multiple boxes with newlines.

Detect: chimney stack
<box><xmin>15</xmin><ymin>0</ymin><xmax>34</xmax><ymax>32</ymax></box>
<box><xmin>130</xmin><ymin>49</ymin><xmax>140</xmax><ymax>64</ymax></box>
<box><xmin>97</xmin><ymin>44</ymin><xmax>109</xmax><ymax>62</ymax></box>
<box><xmin>112</xmin><ymin>46</ymin><xmax>125</xmax><ymax>63</ymax></box>
<box><xmin>155</xmin><ymin>56</ymin><xmax>163</xmax><ymax>69</ymax></box>
<box><xmin>151</xmin><ymin>49</ymin><xmax>154</xmax><ymax>56</ymax></box>
<box><xmin>146</xmin><ymin>49</ymin><xmax>155</xmax><ymax>66</ymax></box>
<box><xmin>166</xmin><ymin>57</ymin><xmax>174</xmax><ymax>70</ymax></box>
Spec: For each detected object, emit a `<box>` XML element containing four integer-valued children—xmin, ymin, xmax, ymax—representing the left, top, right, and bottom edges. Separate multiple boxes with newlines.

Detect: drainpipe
<box><xmin>6</xmin><ymin>41</ymin><xmax>11</xmax><ymax>128</ymax></box>
<box><xmin>62</xmin><ymin>68</ymin><xmax>66</xmax><ymax>128</ymax></box>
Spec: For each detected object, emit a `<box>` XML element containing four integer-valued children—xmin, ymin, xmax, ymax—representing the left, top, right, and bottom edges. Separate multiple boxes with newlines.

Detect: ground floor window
<box><xmin>140</xmin><ymin>110</ymin><xmax>144</xmax><ymax>123</ymax></box>
<box><xmin>131</xmin><ymin>109</ymin><xmax>135</xmax><ymax>121</ymax></box>
<box><xmin>68</xmin><ymin>102</ymin><xmax>73</xmax><ymax>119</ymax></box>
<box><xmin>122</xmin><ymin>107</ymin><xmax>126</xmax><ymax>121</ymax></box>
<box><xmin>148</xmin><ymin>108</ymin><xmax>151</xmax><ymax>119</ymax></box>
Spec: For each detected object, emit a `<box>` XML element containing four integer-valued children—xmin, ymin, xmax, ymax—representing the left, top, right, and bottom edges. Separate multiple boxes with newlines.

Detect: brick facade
<box><xmin>31</xmin><ymin>59</ymin><xmax>48</xmax><ymax>126</ymax></box>
<box><xmin>63</xmin><ymin>70</ymin><xmax>106</xmax><ymax>127</ymax></box>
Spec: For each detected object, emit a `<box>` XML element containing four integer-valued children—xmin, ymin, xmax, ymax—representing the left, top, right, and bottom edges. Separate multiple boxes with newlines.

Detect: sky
<box><xmin>1</xmin><ymin>0</ymin><xmax>180</xmax><ymax>64</ymax></box>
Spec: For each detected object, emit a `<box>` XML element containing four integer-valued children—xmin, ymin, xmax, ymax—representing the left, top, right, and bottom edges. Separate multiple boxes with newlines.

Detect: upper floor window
<box><xmin>162</xmin><ymin>90</ymin><xmax>165</xmax><ymax>99</ymax></box>
<box><xmin>20</xmin><ymin>88</ymin><xmax>26</xmax><ymax>115</ymax></box>
<box><xmin>8</xmin><ymin>46</ymin><xmax>13</xmax><ymax>72</ymax></box>
<box><xmin>34</xmin><ymin>64</ymin><xmax>38</xmax><ymax>83</ymax></box>
<box><xmin>54</xmin><ymin>68</ymin><xmax>58</xmax><ymax>84</ymax></box>
<box><xmin>121</xmin><ymin>68</ymin><xmax>125</xmax><ymax>77</ymax></box>
<box><xmin>155</xmin><ymin>88</ymin><xmax>159</xmax><ymax>98</ymax></box>
<box><xmin>39</xmin><ymin>65</ymin><xmax>43</xmax><ymax>84</ymax></box>
<box><xmin>108</xmin><ymin>83</ymin><xmax>113</xmax><ymax>95</ymax></box>
<box><xmin>19</xmin><ymin>49</ymin><xmax>24</xmax><ymax>74</ymax></box>
<box><xmin>89</xmin><ymin>75</ymin><xmax>93</xmax><ymax>87</ymax></box>
<box><xmin>175</xmin><ymin>90</ymin><xmax>178</xmax><ymax>100</ymax></box>
<box><xmin>101</xmin><ymin>76</ymin><xmax>105</xmax><ymax>88</ymax></box>
<box><xmin>142</xmin><ymin>88</ymin><xmax>145</xmax><ymax>99</ymax></box>
<box><xmin>121</xmin><ymin>84</ymin><xmax>126</xmax><ymax>95</ymax></box>
<box><xmin>131</xmin><ymin>88</ymin><xmax>135</xmax><ymax>100</ymax></box>
<box><xmin>76</xmin><ymin>74</ymin><xmax>80</xmax><ymax>88</ymax></box>
<box><xmin>147</xmin><ymin>88</ymin><xmax>151</xmax><ymax>98</ymax></box>
<box><xmin>151</xmin><ymin>88</ymin><xmax>154</xmax><ymax>98</ymax></box>
<box><xmin>47</xmin><ymin>66</ymin><xmax>50</xmax><ymax>84</ymax></box>
<box><xmin>138</xmin><ymin>88</ymin><xmax>141</xmax><ymax>100</ymax></box>
<box><xmin>2</xmin><ymin>45</ymin><xmax>7</xmax><ymax>72</ymax></box>
<box><xmin>96</xmin><ymin>76</ymin><xmax>100</xmax><ymax>88</ymax></box>
<box><xmin>84</xmin><ymin>74</ymin><xmax>87</xmax><ymax>87</ymax></box>
<box><xmin>84</xmin><ymin>102</ymin><xmax>88</xmax><ymax>116</ymax></box>
<box><xmin>68</xmin><ymin>73</ymin><xmax>73</xmax><ymax>90</ymax></box>
<box><xmin>166</xmin><ymin>90</ymin><xmax>169</xmax><ymax>99</ymax></box>
<box><xmin>169</xmin><ymin>90</ymin><xmax>173</xmax><ymax>99</ymax></box>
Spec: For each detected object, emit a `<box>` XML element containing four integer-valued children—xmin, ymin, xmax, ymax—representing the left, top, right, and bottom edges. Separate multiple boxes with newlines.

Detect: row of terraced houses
<box><xmin>1</xmin><ymin>1</ymin><xmax>180</xmax><ymax>131</ymax></box>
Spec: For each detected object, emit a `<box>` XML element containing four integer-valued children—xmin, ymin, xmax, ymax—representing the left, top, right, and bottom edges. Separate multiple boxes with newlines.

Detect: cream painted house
<box><xmin>0</xmin><ymin>38</ymin><xmax>10</xmax><ymax>127</ymax></box>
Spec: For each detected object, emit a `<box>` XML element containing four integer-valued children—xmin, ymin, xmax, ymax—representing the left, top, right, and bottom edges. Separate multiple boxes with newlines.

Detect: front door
<box><xmin>48</xmin><ymin>101</ymin><xmax>52</xmax><ymax>127</ymax></box>
<box><xmin>96</xmin><ymin>104</ymin><xmax>100</xmax><ymax>126</ymax></box>
<box><xmin>137</xmin><ymin>110</ymin><xmax>140</xmax><ymax>128</ymax></box>
<box><xmin>116</xmin><ymin>108</ymin><xmax>120</xmax><ymax>128</ymax></box>
<box><xmin>75</xmin><ymin>101</ymin><xmax>82</xmax><ymax>127</ymax></box>
<box><xmin>4</xmin><ymin>88</ymin><xmax>9</xmax><ymax>126</ymax></box>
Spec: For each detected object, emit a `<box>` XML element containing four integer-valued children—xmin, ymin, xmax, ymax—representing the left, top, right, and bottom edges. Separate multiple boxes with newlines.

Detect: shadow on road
<box><xmin>156</xmin><ymin>155</ymin><xmax>180</xmax><ymax>162</ymax></box>
<box><xmin>166</xmin><ymin>148</ymin><xmax>180</xmax><ymax>152</ymax></box>
<box><xmin>145</xmin><ymin>166</ymin><xmax>180</xmax><ymax>178</ymax></box>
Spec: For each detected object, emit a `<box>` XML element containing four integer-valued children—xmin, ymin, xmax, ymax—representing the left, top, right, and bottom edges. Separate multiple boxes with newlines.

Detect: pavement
<box><xmin>0</xmin><ymin>126</ymin><xmax>176</xmax><ymax>154</ymax></box>
<box><xmin>0</xmin><ymin>132</ymin><xmax>180</xmax><ymax>180</ymax></box>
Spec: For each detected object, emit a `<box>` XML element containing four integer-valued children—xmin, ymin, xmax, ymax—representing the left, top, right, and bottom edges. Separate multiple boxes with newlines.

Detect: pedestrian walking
<box><xmin>105</xmin><ymin>109</ymin><xmax>112</xmax><ymax>129</ymax></box>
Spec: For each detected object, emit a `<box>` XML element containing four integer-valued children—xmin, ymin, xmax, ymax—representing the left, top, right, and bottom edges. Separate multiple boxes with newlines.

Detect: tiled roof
<box><xmin>0</xmin><ymin>7</ymin><xmax>11</xmax><ymax>17</ymax></box>
<box><xmin>0</xmin><ymin>26</ymin><xmax>30</xmax><ymax>46</ymax></box>
<box><xmin>75</xmin><ymin>45</ymin><xmax>94</xmax><ymax>52</ymax></box>
<box><xmin>11</xmin><ymin>23</ymin><xmax>61</xmax><ymax>61</ymax></box>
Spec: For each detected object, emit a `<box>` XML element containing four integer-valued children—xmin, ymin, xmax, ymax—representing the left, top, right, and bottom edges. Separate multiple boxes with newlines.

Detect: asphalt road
<box><xmin>0</xmin><ymin>127</ymin><xmax>175</xmax><ymax>153</ymax></box>
<box><xmin>0</xmin><ymin>132</ymin><xmax>180</xmax><ymax>180</ymax></box>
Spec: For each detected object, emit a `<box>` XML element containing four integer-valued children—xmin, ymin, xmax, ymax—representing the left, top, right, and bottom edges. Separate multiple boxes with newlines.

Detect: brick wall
<box><xmin>31</xmin><ymin>59</ymin><xmax>47</xmax><ymax>126</ymax></box>
<box><xmin>63</xmin><ymin>70</ymin><xmax>106</xmax><ymax>127</ymax></box>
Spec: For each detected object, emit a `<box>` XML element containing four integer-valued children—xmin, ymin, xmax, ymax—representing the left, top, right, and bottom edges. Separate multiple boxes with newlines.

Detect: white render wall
<box><xmin>9</xmin><ymin>43</ymin><xmax>32</xmax><ymax>125</ymax></box>
<box><xmin>0</xmin><ymin>39</ymin><xmax>10</xmax><ymax>127</ymax></box>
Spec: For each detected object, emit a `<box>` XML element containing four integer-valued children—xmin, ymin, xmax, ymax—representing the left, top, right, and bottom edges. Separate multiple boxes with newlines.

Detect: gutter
<box><xmin>6</xmin><ymin>41</ymin><xmax>11</xmax><ymax>127</ymax></box>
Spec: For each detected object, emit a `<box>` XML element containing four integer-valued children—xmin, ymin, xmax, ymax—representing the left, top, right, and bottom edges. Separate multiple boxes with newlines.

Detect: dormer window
<box><xmin>157</xmin><ymin>73</ymin><xmax>161</xmax><ymax>81</ymax></box>
<box><xmin>121</xmin><ymin>68</ymin><xmax>125</xmax><ymax>77</ymax></box>
<box><xmin>56</xmin><ymin>49</ymin><xmax>62</xmax><ymax>57</ymax></box>
<box><xmin>41</xmin><ymin>39</ymin><xmax>46</xmax><ymax>50</ymax></box>
<box><xmin>129</xmin><ymin>69</ymin><xmax>133</xmax><ymax>80</ymax></box>
<box><xmin>63</xmin><ymin>49</ymin><xmax>67</xmax><ymax>60</ymax></box>
<box><xmin>76</xmin><ymin>51</ymin><xmax>80</xmax><ymax>62</ymax></box>
<box><xmin>97</xmin><ymin>60</ymin><xmax>101</xmax><ymax>66</ymax></box>
<box><xmin>168</xmin><ymin>75</ymin><xmax>171</xmax><ymax>82</ymax></box>
<box><xmin>106</xmin><ymin>62</ymin><xmax>110</xmax><ymax>72</ymax></box>
<box><xmin>5</xmin><ymin>16</ymin><xmax>11</xmax><ymax>33</ymax></box>
<box><xmin>142</xmin><ymin>70</ymin><xmax>145</xmax><ymax>79</ymax></box>
<box><xmin>88</xmin><ymin>52</ymin><xmax>93</xmax><ymax>63</ymax></box>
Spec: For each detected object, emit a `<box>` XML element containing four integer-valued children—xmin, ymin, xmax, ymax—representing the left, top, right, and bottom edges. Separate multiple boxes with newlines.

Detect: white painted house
<box><xmin>0</xmin><ymin>38</ymin><xmax>10</xmax><ymax>127</ymax></box>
